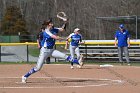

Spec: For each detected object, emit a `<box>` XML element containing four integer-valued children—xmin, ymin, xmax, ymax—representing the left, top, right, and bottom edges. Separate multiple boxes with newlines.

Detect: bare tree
<box><xmin>0</xmin><ymin>0</ymin><xmax>140</xmax><ymax>39</ymax></box>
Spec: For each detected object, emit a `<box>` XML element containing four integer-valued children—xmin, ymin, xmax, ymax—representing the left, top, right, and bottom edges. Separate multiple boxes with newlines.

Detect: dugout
<box><xmin>95</xmin><ymin>15</ymin><xmax>140</xmax><ymax>39</ymax></box>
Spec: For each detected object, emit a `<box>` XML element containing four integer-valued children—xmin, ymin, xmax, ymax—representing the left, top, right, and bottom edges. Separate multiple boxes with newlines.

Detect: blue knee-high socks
<box><xmin>66</xmin><ymin>56</ymin><xmax>79</xmax><ymax>65</ymax></box>
<box><xmin>24</xmin><ymin>68</ymin><xmax>37</xmax><ymax>78</ymax></box>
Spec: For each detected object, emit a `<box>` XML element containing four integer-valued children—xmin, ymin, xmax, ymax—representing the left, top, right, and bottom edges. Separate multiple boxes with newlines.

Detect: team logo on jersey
<box><xmin>123</xmin><ymin>32</ymin><xmax>126</xmax><ymax>34</ymax></box>
<box><xmin>72</xmin><ymin>37</ymin><xmax>80</xmax><ymax>40</ymax></box>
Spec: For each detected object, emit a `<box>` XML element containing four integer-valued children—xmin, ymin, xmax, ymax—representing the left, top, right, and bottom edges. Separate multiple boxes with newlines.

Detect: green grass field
<box><xmin>28</xmin><ymin>46</ymin><xmax>40</xmax><ymax>57</ymax></box>
<box><xmin>28</xmin><ymin>45</ymin><xmax>67</xmax><ymax>57</ymax></box>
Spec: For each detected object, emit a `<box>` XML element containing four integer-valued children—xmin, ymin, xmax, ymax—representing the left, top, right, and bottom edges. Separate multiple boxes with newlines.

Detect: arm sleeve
<box><xmin>61</xmin><ymin>23</ymin><xmax>67</xmax><ymax>30</ymax></box>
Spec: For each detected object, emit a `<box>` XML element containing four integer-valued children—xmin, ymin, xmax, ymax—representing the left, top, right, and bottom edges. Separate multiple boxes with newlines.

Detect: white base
<box><xmin>99</xmin><ymin>64</ymin><xmax>114</xmax><ymax>67</ymax></box>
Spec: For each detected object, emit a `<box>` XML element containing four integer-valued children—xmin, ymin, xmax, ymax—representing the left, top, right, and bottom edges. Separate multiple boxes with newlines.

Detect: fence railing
<box><xmin>0</xmin><ymin>35</ymin><xmax>37</xmax><ymax>43</ymax></box>
<box><xmin>0</xmin><ymin>40</ymin><xmax>140</xmax><ymax>62</ymax></box>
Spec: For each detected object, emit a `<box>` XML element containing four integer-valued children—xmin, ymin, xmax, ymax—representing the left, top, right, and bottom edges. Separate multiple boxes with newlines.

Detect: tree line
<box><xmin>0</xmin><ymin>0</ymin><xmax>140</xmax><ymax>40</ymax></box>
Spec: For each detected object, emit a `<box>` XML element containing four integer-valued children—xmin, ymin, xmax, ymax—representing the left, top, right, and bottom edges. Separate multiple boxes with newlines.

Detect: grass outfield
<box><xmin>28</xmin><ymin>45</ymin><xmax>67</xmax><ymax>57</ymax></box>
<box><xmin>0</xmin><ymin>61</ymin><xmax>140</xmax><ymax>66</ymax></box>
<box><xmin>28</xmin><ymin>46</ymin><xmax>40</xmax><ymax>57</ymax></box>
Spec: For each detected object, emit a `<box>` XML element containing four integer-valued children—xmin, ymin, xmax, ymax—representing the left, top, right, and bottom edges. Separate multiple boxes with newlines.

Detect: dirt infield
<box><xmin>0</xmin><ymin>64</ymin><xmax>140</xmax><ymax>93</ymax></box>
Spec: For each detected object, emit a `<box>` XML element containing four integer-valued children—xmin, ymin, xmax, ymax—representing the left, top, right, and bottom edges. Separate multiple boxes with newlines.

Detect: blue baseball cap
<box><xmin>119</xmin><ymin>24</ymin><xmax>124</xmax><ymax>28</ymax></box>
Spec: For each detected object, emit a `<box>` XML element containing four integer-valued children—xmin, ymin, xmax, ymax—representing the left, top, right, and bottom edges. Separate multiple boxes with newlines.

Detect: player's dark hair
<box><xmin>42</xmin><ymin>18</ymin><xmax>52</xmax><ymax>26</ymax></box>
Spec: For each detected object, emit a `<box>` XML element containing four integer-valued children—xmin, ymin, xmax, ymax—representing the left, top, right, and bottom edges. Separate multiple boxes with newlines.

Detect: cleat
<box><xmin>127</xmin><ymin>63</ymin><xmax>131</xmax><ymax>66</ymax></box>
<box><xmin>71</xmin><ymin>66</ymin><xmax>74</xmax><ymax>69</ymax></box>
<box><xmin>77</xmin><ymin>65</ymin><xmax>82</xmax><ymax>68</ymax></box>
<box><xmin>78</xmin><ymin>54</ymin><xmax>84</xmax><ymax>66</ymax></box>
<box><xmin>22</xmin><ymin>76</ymin><xmax>27</xmax><ymax>83</ymax></box>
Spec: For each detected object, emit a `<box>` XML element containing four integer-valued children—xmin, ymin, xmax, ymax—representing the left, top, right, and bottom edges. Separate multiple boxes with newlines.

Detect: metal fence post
<box><xmin>55</xmin><ymin>45</ymin><xmax>56</xmax><ymax>62</ymax></box>
<box><xmin>85</xmin><ymin>44</ymin><xmax>87</xmax><ymax>62</ymax></box>
<box><xmin>0</xmin><ymin>45</ymin><xmax>1</xmax><ymax>62</ymax></box>
<box><xmin>27</xmin><ymin>45</ymin><xmax>29</xmax><ymax>62</ymax></box>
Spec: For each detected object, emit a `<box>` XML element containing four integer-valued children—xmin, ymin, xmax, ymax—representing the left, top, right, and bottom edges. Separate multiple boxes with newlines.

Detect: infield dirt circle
<box><xmin>0</xmin><ymin>64</ymin><xmax>140</xmax><ymax>93</ymax></box>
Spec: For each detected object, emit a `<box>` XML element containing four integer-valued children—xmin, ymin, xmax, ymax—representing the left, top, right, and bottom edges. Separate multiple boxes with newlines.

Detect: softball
<box><xmin>68</xmin><ymin>38</ymin><xmax>72</xmax><ymax>42</ymax></box>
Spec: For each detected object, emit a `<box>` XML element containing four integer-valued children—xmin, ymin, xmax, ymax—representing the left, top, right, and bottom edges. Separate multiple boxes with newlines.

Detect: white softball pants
<box><xmin>69</xmin><ymin>45</ymin><xmax>80</xmax><ymax>60</ymax></box>
<box><xmin>34</xmin><ymin>47</ymin><xmax>68</xmax><ymax>71</ymax></box>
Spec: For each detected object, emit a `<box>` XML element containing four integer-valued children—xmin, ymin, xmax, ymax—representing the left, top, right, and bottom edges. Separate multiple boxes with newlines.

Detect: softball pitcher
<box><xmin>65</xmin><ymin>28</ymin><xmax>84</xmax><ymax>69</ymax></box>
<box><xmin>22</xmin><ymin>20</ymin><xmax>83</xmax><ymax>83</ymax></box>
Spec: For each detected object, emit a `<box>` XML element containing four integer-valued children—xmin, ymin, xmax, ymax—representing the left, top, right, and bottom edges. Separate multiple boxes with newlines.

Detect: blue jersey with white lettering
<box><xmin>41</xmin><ymin>28</ymin><xmax>59</xmax><ymax>49</ymax></box>
<box><xmin>115</xmin><ymin>29</ymin><xmax>130</xmax><ymax>47</ymax></box>
<box><xmin>69</xmin><ymin>33</ymin><xmax>82</xmax><ymax>46</ymax></box>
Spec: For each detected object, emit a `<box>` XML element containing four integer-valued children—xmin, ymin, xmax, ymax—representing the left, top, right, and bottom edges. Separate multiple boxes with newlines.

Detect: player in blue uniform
<box><xmin>37</xmin><ymin>25</ymin><xmax>50</xmax><ymax>63</ymax></box>
<box><xmin>65</xmin><ymin>28</ymin><xmax>84</xmax><ymax>69</ymax></box>
<box><xmin>22</xmin><ymin>20</ymin><xmax>83</xmax><ymax>83</ymax></box>
<box><xmin>115</xmin><ymin>24</ymin><xmax>130</xmax><ymax>65</ymax></box>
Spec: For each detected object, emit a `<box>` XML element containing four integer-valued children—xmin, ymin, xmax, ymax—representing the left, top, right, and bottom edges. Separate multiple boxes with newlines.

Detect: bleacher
<box><xmin>78</xmin><ymin>40</ymin><xmax>140</xmax><ymax>61</ymax></box>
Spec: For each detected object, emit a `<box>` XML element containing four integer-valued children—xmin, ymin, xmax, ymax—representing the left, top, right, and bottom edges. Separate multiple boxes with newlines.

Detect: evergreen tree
<box><xmin>1</xmin><ymin>6</ymin><xmax>29</xmax><ymax>35</ymax></box>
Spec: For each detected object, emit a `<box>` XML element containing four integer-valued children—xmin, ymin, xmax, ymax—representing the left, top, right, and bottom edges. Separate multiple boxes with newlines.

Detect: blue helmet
<box><xmin>119</xmin><ymin>24</ymin><xmax>124</xmax><ymax>28</ymax></box>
